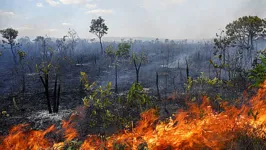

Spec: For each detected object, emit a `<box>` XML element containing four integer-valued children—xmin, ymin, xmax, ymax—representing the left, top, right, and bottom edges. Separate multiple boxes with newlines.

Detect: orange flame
<box><xmin>1</xmin><ymin>81</ymin><xmax>266</xmax><ymax>150</ymax></box>
<box><xmin>62</xmin><ymin>114</ymin><xmax>78</xmax><ymax>141</ymax></box>
<box><xmin>0</xmin><ymin>124</ymin><xmax>55</xmax><ymax>150</ymax></box>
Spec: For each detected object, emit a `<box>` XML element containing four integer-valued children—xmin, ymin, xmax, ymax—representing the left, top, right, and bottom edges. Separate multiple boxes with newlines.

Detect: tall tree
<box><xmin>34</xmin><ymin>36</ymin><xmax>48</xmax><ymax>60</ymax></box>
<box><xmin>89</xmin><ymin>16</ymin><xmax>108</xmax><ymax>55</ymax></box>
<box><xmin>0</xmin><ymin>28</ymin><xmax>19</xmax><ymax>65</ymax></box>
<box><xmin>225</xmin><ymin>16</ymin><xmax>266</xmax><ymax>65</ymax></box>
<box><xmin>212</xmin><ymin>30</ymin><xmax>233</xmax><ymax>79</ymax></box>
<box><xmin>226</xmin><ymin>16</ymin><xmax>266</xmax><ymax>51</ymax></box>
<box><xmin>106</xmin><ymin>43</ymin><xmax>130</xmax><ymax>93</ymax></box>
<box><xmin>67</xmin><ymin>28</ymin><xmax>78</xmax><ymax>57</ymax></box>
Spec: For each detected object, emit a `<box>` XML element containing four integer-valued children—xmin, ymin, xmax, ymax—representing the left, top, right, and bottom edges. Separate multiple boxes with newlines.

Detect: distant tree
<box><xmin>212</xmin><ymin>16</ymin><xmax>266</xmax><ymax>81</ymax></box>
<box><xmin>132</xmin><ymin>52</ymin><xmax>147</xmax><ymax>83</ymax></box>
<box><xmin>106</xmin><ymin>43</ymin><xmax>130</xmax><ymax>93</ymax></box>
<box><xmin>18</xmin><ymin>36</ymin><xmax>31</xmax><ymax>45</ymax></box>
<box><xmin>34</xmin><ymin>36</ymin><xmax>48</xmax><ymax>60</ymax></box>
<box><xmin>226</xmin><ymin>16</ymin><xmax>266</xmax><ymax>51</ymax></box>
<box><xmin>67</xmin><ymin>28</ymin><xmax>78</xmax><ymax>57</ymax></box>
<box><xmin>212</xmin><ymin>30</ymin><xmax>233</xmax><ymax>79</ymax></box>
<box><xmin>56</xmin><ymin>35</ymin><xmax>68</xmax><ymax>55</ymax></box>
<box><xmin>89</xmin><ymin>16</ymin><xmax>108</xmax><ymax>55</ymax></box>
<box><xmin>225</xmin><ymin>16</ymin><xmax>266</xmax><ymax>65</ymax></box>
<box><xmin>17</xmin><ymin>50</ymin><xmax>27</xmax><ymax>92</ymax></box>
<box><xmin>0</xmin><ymin>28</ymin><xmax>19</xmax><ymax>65</ymax></box>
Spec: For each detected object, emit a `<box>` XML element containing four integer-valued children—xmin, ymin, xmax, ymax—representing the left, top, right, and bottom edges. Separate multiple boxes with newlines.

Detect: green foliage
<box><xmin>1</xmin><ymin>110</ymin><xmax>9</xmax><ymax>117</ymax></box>
<box><xmin>80</xmin><ymin>71</ymin><xmax>96</xmax><ymax>91</ymax></box>
<box><xmin>80</xmin><ymin>72</ymin><xmax>153</xmax><ymax>128</ymax></box>
<box><xmin>116</xmin><ymin>43</ymin><xmax>130</xmax><ymax>58</ymax></box>
<box><xmin>184</xmin><ymin>72</ymin><xmax>223</xmax><ymax>92</ymax></box>
<box><xmin>226</xmin><ymin>16</ymin><xmax>266</xmax><ymax>43</ymax></box>
<box><xmin>213</xmin><ymin>31</ymin><xmax>232</xmax><ymax>51</ymax></box>
<box><xmin>248</xmin><ymin>55</ymin><xmax>266</xmax><ymax>88</ymax></box>
<box><xmin>36</xmin><ymin>62</ymin><xmax>52</xmax><ymax>74</ymax></box>
<box><xmin>194</xmin><ymin>72</ymin><xmax>223</xmax><ymax>85</ymax></box>
<box><xmin>89</xmin><ymin>16</ymin><xmax>108</xmax><ymax>39</ymax></box>
<box><xmin>106</xmin><ymin>43</ymin><xmax>130</xmax><ymax>59</ymax></box>
<box><xmin>17</xmin><ymin>50</ymin><xmax>26</xmax><ymax>62</ymax></box>
<box><xmin>0</xmin><ymin>28</ymin><xmax>18</xmax><ymax>44</ymax></box>
<box><xmin>81</xmin><ymin>72</ymin><xmax>114</xmax><ymax>128</ymax></box>
<box><xmin>131</xmin><ymin>52</ymin><xmax>147</xmax><ymax>64</ymax></box>
<box><xmin>184</xmin><ymin>77</ymin><xmax>193</xmax><ymax>92</ymax></box>
<box><xmin>105</xmin><ymin>45</ymin><xmax>115</xmax><ymax>58</ymax></box>
<box><xmin>127</xmin><ymin>82</ymin><xmax>151</xmax><ymax>112</ymax></box>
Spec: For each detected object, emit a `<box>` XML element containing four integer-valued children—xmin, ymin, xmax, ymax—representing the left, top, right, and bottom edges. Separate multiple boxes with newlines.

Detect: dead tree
<box><xmin>37</xmin><ymin>63</ymin><xmax>61</xmax><ymax>113</ymax></box>
<box><xmin>156</xmin><ymin>72</ymin><xmax>161</xmax><ymax>100</ymax></box>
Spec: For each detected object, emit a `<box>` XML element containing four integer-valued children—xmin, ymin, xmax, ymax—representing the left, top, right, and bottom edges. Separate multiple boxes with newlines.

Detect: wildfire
<box><xmin>1</xmin><ymin>81</ymin><xmax>266</xmax><ymax>150</ymax></box>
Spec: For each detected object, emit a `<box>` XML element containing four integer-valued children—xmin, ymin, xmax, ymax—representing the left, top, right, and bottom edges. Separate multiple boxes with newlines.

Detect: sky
<box><xmin>0</xmin><ymin>0</ymin><xmax>266</xmax><ymax>40</ymax></box>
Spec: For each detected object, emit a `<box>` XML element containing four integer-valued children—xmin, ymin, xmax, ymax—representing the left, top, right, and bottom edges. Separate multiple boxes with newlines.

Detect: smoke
<box><xmin>234</xmin><ymin>0</ymin><xmax>266</xmax><ymax>18</ymax></box>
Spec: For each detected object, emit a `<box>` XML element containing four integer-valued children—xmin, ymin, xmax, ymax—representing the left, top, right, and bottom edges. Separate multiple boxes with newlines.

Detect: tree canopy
<box><xmin>225</xmin><ymin>16</ymin><xmax>266</xmax><ymax>50</ymax></box>
<box><xmin>89</xmin><ymin>16</ymin><xmax>108</xmax><ymax>39</ymax></box>
<box><xmin>0</xmin><ymin>28</ymin><xmax>18</xmax><ymax>45</ymax></box>
<box><xmin>90</xmin><ymin>16</ymin><xmax>108</xmax><ymax>54</ymax></box>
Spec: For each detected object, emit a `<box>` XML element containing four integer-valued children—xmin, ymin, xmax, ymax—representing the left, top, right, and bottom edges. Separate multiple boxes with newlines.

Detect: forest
<box><xmin>0</xmin><ymin>13</ymin><xmax>266</xmax><ymax>149</ymax></box>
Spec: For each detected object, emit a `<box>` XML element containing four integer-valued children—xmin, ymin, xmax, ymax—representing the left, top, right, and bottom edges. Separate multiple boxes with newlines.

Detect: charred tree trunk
<box><xmin>136</xmin><ymin>69</ymin><xmax>139</xmax><ymax>83</ymax></box>
<box><xmin>156</xmin><ymin>72</ymin><xmax>161</xmax><ymax>100</ymax></box>
<box><xmin>185</xmin><ymin>58</ymin><xmax>189</xmax><ymax>80</ymax></box>
<box><xmin>53</xmin><ymin>74</ymin><xmax>61</xmax><ymax>113</ymax></box>
<box><xmin>56</xmin><ymin>84</ymin><xmax>61</xmax><ymax>113</ymax></box>
<box><xmin>133</xmin><ymin>59</ymin><xmax>142</xmax><ymax>83</ymax></box>
<box><xmin>22</xmin><ymin>73</ymin><xmax>25</xmax><ymax>93</ymax></box>
<box><xmin>40</xmin><ymin>74</ymin><xmax>52</xmax><ymax>114</ymax></box>
<box><xmin>115</xmin><ymin>64</ymin><xmax>118</xmax><ymax>93</ymax></box>
<box><xmin>53</xmin><ymin>75</ymin><xmax>58</xmax><ymax>112</ymax></box>
<box><xmin>94</xmin><ymin>54</ymin><xmax>97</xmax><ymax>65</ymax></box>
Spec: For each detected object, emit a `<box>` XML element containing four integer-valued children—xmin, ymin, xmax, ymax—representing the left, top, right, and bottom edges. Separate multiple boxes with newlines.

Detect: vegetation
<box><xmin>0</xmin><ymin>28</ymin><xmax>19</xmax><ymax>65</ymax></box>
<box><xmin>89</xmin><ymin>16</ymin><xmax>108</xmax><ymax>55</ymax></box>
<box><xmin>248</xmin><ymin>49</ymin><xmax>266</xmax><ymax>88</ymax></box>
<box><xmin>105</xmin><ymin>43</ymin><xmax>131</xmax><ymax>93</ymax></box>
<box><xmin>36</xmin><ymin>62</ymin><xmax>61</xmax><ymax>113</ymax></box>
<box><xmin>0</xmin><ymin>15</ymin><xmax>266</xmax><ymax>150</ymax></box>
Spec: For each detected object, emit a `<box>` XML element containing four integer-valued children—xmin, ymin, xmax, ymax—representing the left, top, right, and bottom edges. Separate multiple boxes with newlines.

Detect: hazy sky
<box><xmin>0</xmin><ymin>0</ymin><xmax>266</xmax><ymax>39</ymax></box>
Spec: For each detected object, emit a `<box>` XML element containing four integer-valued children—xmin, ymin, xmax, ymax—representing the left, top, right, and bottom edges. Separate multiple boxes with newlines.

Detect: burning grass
<box><xmin>1</xmin><ymin>81</ymin><xmax>266</xmax><ymax>150</ymax></box>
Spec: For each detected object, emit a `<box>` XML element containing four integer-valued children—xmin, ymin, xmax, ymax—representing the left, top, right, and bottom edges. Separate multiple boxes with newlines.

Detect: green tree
<box><xmin>225</xmin><ymin>16</ymin><xmax>266</xmax><ymax>66</ymax></box>
<box><xmin>0</xmin><ymin>28</ymin><xmax>19</xmax><ymax>65</ymax></box>
<box><xmin>106</xmin><ymin>43</ymin><xmax>130</xmax><ymax>93</ymax></box>
<box><xmin>17</xmin><ymin>50</ymin><xmax>27</xmax><ymax>92</ymax></box>
<box><xmin>34</xmin><ymin>36</ymin><xmax>51</xmax><ymax>60</ymax></box>
<box><xmin>248</xmin><ymin>49</ymin><xmax>266</xmax><ymax>88</ymax></box>
<box><xmin>89</xmin><ymin>16</ymin><xmax>108</xmax><ymax>55</ymax></box>
<box><xmin>132</xmin><ymin>52</ymin><xmax>147</xmax><ymax>83</ymax></box>
<box><xmin>67</xmin><ymin>28</ymin><xmax>78</xmax><ymax>57</ymax></box>
<box><xmin>212</xmin><ymin>16</ymin><xmax>266</xmax><ymax>80</ymax></box>
<box><xmin>226</xmin><ymin>16</ymin><xmax>266</xmax><ymax>51</ymax></box>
